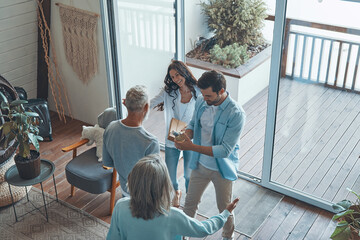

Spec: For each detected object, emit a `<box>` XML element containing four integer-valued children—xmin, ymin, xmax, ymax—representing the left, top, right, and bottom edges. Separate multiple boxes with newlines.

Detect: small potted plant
<box><xmin>331</xmin><ymin>188</ymin><xmax>360</xmax><ymax>240</ymax></box>
<box><xmin>0</xmin><ymin>92</ymin><xmax>43</xmax><ymax>179</ymax></box>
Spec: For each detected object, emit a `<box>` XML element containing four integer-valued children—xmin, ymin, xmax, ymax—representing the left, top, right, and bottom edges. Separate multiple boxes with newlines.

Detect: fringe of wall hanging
<box><xmin>37</xmin><ymin>0</ymin><xmax>72</xmax><ymax>123</ymax></box>
<box><xmin>57</xmin><ymin>3</ymin><xmax>99</xmax><ymax>84</ymax></box>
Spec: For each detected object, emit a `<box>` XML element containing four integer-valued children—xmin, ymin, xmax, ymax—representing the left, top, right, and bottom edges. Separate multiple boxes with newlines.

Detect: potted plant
<box><xmin>331</xmin><ymin>188</ymin><xmax>360</xmax><ymax>240</ymax></box>
<box><xmin>0</xmin><ymin>92</ymin><xmax>43</xmax><ymax>179</ymax></box>
<box><xmin>187</xmin><ymin>0</ymin><xmax>268</xmax><ymax>69</ymax></box>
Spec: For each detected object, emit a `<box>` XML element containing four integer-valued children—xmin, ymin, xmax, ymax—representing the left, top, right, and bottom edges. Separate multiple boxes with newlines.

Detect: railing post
<box><xmin>281</xmin><ymin>19</ymin><xmax>291</xmax><ymax>78</ymax></box>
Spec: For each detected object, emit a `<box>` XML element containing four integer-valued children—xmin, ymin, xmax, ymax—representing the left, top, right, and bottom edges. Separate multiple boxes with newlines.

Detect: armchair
<box><xmin>62</xmin><ymin>107</ymin><xmax>119</xmax><ymax>215</ymax></box>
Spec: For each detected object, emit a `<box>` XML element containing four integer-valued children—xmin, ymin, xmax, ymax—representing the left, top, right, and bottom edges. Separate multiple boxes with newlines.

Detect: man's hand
<box><xmin>226</xmin><ymin>197</ymin><xmax>240</xmax><ymax>213</ymax></box>
<box><xmin>174</xmin><ymin>133</ymin><xmax>193</xmax><ymax>151</ymax></box>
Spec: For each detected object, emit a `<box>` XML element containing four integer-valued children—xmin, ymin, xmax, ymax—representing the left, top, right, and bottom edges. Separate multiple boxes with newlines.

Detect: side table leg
<box><xmin>8</xmin><ymin>184</ymin><xmax>18</xmax><ymax>222</ymax></box>
<box><xmin>40</xmin><ymin>182</ymin><xmax>49</xmax><ymax>222</ymax></box>
<box><xmin>52</xmin><ymin>174</ymin><xmax>58</xmax><ymax>202</ymax></box>
<box><xmin>25</xmin><ymin>186</ymin><xmax>29</xmax><ymax>202</ymax></box>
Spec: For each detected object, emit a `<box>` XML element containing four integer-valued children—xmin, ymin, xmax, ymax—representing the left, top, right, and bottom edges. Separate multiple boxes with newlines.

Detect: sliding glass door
<box><xmin>263</xmin><ymin>0</ymin><xmax>360</xmax><ymax>211</ymax></box>
<box><xmin>110</xmin><ymin>0</ymin><xmax>180</xmax><ymax>145</ymax></box>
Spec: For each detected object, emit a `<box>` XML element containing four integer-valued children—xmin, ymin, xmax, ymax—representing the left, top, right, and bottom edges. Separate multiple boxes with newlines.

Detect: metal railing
<box><xmin>279</xmin><ymin>17</ymin><xmax>360</xmax><ymax>93</ymax></box>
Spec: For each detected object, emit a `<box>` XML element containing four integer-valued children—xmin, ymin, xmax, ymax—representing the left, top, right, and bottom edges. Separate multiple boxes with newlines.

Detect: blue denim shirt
<box><xmin>187</xmin><ymin>93</ymin><xmax>246</xmax><ymax>181</ymax></box>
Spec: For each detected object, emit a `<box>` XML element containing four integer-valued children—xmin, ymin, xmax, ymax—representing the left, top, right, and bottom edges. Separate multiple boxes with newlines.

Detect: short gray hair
<box><xmin>125</xmin><ymin>85</ymin><xmax>149</xmax><ymax>112</ymax></box>
<box><xmin>128</xmin><ymin>154</ymin><xmax>172</xmax><ymax>220</ymax></box>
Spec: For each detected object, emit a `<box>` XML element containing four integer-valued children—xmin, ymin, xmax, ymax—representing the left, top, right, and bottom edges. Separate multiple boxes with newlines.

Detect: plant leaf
<box><xmin>28</xmin><ymin>132</ymin><xmax>40</xmax><ymax>151</ymax></box>
<box><xmin>330</xmin><ymin>223</ymin><xmax>351</xmax><ymax>240</ymax></box>
<box><xmin>333</xmin><ymin>200</ymin><xmax>352</xmax><ymax>212</ymax></box>
<box><xmin>347</xmin><ymin>188</ymin><xmax>360</xmax><ymax>201</ymax></box>
<box><xmin>333</xmin><ymin>209</ymin><xmax>354</xmax><ymax>220</ymax></box>
<box><xmin>25</xmin><ymin>111</ymin><xmax>39</xmax><ymax>117</ymax></box>
<box><xmin>1</xmin><ymin>101</ymin><xmax>9</xmax><ymax>110</ymax></box>
<box><xmin>0</xmin><ymin>122</ymin><xmax>12</xmax><ymax>138</ymax></box>
<box><xmin>10</xmin><ymin>99</ymin><xmax>28</xmax><ymax>106</ymax></box>
<box><xmin>0</xmin><ymin>92</ymin><xmax>8</xmax><ymax>104</ymax></box>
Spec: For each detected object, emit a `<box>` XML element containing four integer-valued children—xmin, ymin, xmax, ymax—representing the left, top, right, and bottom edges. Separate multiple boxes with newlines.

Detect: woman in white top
<box><xmin>150</xmin><ymin>60</ymin><xmax>201</xmax><ymax>207</ymax></box>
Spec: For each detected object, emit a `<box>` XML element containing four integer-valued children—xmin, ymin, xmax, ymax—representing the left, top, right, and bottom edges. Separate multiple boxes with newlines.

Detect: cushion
<box><xmin>97</xmin><ymin>107</ymin><xmax>117</xmax><ymax>129</ymax></box>
<box><xmin>65</xmin><ymin>147</ymin><xmax>113</xmax><ymax>194</ymax></box>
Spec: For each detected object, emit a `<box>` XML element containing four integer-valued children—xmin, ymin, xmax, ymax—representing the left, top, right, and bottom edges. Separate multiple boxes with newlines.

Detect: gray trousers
<box><xmin>183</xmin><ymin>164</ymin><xmax>234</xmax><ymax>239</ymax></box>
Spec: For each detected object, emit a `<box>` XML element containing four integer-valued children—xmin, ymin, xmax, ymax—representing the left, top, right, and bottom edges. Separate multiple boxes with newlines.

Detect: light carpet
<box><xmin>179</xmin><ymin>177</ymin><xmax>283</xmax><ymax>237</ymax></box>
<box><xmin>0</xmin><ymin>187</ymin><xmax>109</xmax><ymax>239</ymax></box>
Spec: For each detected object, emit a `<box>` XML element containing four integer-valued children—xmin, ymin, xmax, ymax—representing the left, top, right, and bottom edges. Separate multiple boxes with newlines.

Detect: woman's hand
<box><xmin>226</xmin><ymin>197</ymin><xmax>240</xmax><ymax>213</ymax></box>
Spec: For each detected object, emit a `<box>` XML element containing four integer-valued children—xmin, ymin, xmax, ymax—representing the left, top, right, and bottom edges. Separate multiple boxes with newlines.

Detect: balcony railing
<box><xmin>275</xmin><ymin>16</ymin><xmax>360</xmax><ymax>94</ymax></box>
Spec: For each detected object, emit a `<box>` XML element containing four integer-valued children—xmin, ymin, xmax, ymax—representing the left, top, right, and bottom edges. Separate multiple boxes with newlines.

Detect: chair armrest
<box><xmin>62</xmin><ymin>139</ymin><xmax>89</xmax><ymax>152</ymax></box>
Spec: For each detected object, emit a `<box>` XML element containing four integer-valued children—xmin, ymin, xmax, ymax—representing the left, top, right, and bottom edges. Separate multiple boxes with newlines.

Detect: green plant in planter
<box><xmin>0</xmin><ymin>92</ymin><xmax>43</xmax><ymax>179</ymax></box>
<box><xmin>331</xmin><ymin>188</ymin><xmax>360</xmax><ymax>240</ymax></box>
<box><xmin>210</xmin><ymin>43</ymin><xmax>249</xmax><ymax>68</ymax></box>
<box><xmin>201</xmin><ymin>0</ymin><xmax>268</xmax><ymax>48</ymax></box>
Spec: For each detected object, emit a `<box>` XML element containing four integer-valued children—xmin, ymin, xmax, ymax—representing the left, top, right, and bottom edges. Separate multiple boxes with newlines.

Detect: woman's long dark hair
<box><xmin>156</xmin><ymin>60</ymin><xmax>198</xmax><ymax>110</ymax></box>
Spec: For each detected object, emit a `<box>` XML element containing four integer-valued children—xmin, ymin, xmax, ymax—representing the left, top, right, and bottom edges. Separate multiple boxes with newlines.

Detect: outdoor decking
<box><xmin>239</xmin><ymin>78</ymin><xmax>360</xmax><ymax>203</ymax></box>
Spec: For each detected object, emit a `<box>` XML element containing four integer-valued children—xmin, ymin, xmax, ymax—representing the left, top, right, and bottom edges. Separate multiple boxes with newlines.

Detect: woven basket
<box><xmin>0</xmin><ymin>154</ymin><xmax>29</xmax><ymax>207</ymax></box>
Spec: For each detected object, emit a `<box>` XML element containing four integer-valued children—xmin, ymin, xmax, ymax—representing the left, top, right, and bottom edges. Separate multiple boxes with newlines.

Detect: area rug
<box><xmin>0</xmin><ymin>187</ymin><xmax>109</xmax><ymax>239</ymax></box>
<box><xmin>179</xmin><ymin>177</ymin><xmax>283</xmax><ymax>237</ymax></box>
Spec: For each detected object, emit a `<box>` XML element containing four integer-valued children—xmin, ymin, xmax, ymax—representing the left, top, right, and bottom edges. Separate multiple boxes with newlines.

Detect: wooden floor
<box><xmin>32</xmin><ymin>79</ymin><xmax>346</xmax><ymax>239</ymax></box>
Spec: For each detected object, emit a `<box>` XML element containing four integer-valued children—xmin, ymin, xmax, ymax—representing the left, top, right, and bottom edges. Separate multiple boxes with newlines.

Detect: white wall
<box><xmin>49</xmin><ymin>0</ymin><xmax>109</xmax><ymax>125</ymax></box>
<box><xmin>189</xmin><ymin>57</ymin><xmax>271</xmax><ymax>106</ymax></box>
<box><xmin>0</xmin><ymin>0</ymin><xmax>38</xmax><ymax>98</ymax></box>
<box><xmin>185</xmin><ymin>0</ymin><xmax>209</xmax><ymax>53</ymax></box>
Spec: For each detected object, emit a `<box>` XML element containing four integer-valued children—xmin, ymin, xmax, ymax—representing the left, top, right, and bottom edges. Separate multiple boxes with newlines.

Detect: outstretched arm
<box><xmin>173</xmin><ymin>198</ymin><xmax>239</xmax><ymax>238</ymax></box>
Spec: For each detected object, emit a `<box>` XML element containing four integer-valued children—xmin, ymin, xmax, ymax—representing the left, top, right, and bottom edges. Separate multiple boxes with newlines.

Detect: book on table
<box><xmin>167</xmin><ymin>118</ymin><xmax>187</xmax><ymax>142</ymax></box>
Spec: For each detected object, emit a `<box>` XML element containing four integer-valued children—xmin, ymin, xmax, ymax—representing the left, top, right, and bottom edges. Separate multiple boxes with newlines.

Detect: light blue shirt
<box><xmin>106</xmin><ymin>198</ymin><xmax>231</xmax><ymax>240</ymax></box>
<box><xmin>187</xmin><ymin>93</ymin><xmax>246</xmax><ymax>181</ymax></box>
<box><xmin>102</xmin><ymin>121</ymin><xmax>160</xmax><ymax>195</ymax></box>
<box><xmin>150</xmin><ymin>87</ymin><xmax>201</xmax><ymax>148</ymax></box>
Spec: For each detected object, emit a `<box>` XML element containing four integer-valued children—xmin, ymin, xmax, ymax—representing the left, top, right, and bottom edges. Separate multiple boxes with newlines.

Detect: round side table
<box><xmin>5</xmin><ymin>159</ymin><xmax>58</xmax><ymax>222</ymax></box>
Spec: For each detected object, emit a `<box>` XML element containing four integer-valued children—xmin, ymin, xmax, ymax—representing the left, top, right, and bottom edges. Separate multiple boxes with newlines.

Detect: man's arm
<box><xmin>102</xmin><ymin>133</ymin><xmax>114</xmax><ymax>167</ymax></box>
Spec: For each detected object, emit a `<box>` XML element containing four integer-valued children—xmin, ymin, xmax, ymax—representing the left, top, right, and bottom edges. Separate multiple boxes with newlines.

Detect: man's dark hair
<box><xmin>197</xmin><ymin>70</ymin><xmax>226</xmax><ymax>93</ymax></box>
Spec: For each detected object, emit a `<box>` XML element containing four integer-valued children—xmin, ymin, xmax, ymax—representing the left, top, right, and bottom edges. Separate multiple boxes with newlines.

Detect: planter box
<box><xmin>186</xmin><ymin>46</ymin><xmax>272</xmax><ymax>105</ymax></box>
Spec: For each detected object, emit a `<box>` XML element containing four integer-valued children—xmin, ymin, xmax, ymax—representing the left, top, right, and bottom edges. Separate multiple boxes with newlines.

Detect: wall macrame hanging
<box><xmin>58</xmin><ymin>3</ymin><xmax>99</xmax><ymax>84</ymax></box>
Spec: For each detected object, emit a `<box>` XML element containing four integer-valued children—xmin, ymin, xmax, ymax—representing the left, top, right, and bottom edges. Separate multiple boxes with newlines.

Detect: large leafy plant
<box><xmin>331</xmin><ymin>188</ymin><xmax>360</xmax><ymax>240</ymax></box>
<box><xmin>201</xmin><ymin>0</ymin><xmax>267</xmax><ymax>48</ymax></box>
<box><xmin>0</xmin><ymin>92</ymin><xmax>43</xmax><ymax>159</ymax></box>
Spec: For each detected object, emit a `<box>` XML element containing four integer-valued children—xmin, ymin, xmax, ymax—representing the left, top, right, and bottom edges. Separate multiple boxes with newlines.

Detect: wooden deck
<box><xmin>239</xmin><ymin>78</ymin><xmax>360</xmax><ymax>204</ymax></box>
<box><xmin>30</xmin><ymin>78</ymin><xmax>350</xmax><ymax>239</ymax></box>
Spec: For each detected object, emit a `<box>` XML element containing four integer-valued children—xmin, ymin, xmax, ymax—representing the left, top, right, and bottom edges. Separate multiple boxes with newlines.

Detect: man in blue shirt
<box><xmin>103</xmin><ymin>85</ymin><xmax>160</xmax><ymax>197</ymax></box>
<box><xmin>175</xmin><ymin>70</ymin><xmax>246</xmax><ymax>240</ymax></box>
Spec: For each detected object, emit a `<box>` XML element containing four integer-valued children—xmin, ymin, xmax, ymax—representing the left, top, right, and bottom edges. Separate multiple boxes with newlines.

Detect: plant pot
<box><xmin>350</xmin><ymin>225</ymin><xmax>360</xmax><ymax>240</ymax></box>
<box><xmin>14</xmin><ymin>150</ymin><xmax>40</xmax><ymax>179</ymax></box>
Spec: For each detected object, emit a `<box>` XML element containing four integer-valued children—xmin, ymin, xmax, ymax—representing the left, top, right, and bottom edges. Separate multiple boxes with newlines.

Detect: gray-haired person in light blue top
<box><xmin>102</xmin><ymin>85</ymin><xmax>160</xmax><ymax>197</ymax></box>
<box><xmin>106</xmin><ymin>154</ymin><xmax>239</xmax><ymax>240</ymax></box>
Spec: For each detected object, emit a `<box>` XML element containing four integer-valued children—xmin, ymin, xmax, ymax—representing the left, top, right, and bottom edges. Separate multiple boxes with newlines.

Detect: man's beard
<box><xmin>206</xmin><ymin>95</ymin><xmax>221</xmax><ymax>106</ymax></box>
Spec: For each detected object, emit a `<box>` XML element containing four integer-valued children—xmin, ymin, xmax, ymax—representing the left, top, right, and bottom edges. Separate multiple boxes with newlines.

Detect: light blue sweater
<box><xmin>102</xmin><ymin>121</ymin><xmax>160</xmax><ymax>195</ymax></box>
<box><xmin>107</xmin><ymin>198</ymin><xmax>231</xmax><ymax>240</ymax></box>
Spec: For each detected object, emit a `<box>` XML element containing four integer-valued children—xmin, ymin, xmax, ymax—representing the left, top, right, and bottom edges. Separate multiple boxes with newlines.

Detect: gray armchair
<box><xmin>62</xmin><ymin>107</ymin><xmax>119</xmax><ymax>214</ymax></box>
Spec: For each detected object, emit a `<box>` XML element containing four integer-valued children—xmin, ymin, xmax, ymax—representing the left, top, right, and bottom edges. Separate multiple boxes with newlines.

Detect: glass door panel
<box><xmin>114</xmin><ymin>0</ymin><xmax>176</xmax><ymax>144</ymax></box>
<box><xmin>268</xmin><ymin>0</ymin><xmax>360</xmax><ymax>207</ymax></box>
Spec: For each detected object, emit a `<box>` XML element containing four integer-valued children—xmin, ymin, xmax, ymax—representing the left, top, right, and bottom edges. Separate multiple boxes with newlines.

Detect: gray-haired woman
<box><xmin>107</xmin><ymin>154</ymin><xmax>239</xmax><ymax>240</ymax></box>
